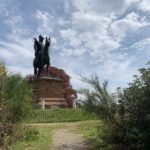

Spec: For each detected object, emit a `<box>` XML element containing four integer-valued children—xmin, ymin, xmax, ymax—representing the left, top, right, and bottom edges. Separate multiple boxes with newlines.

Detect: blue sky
<box><xmin>0</xmin><ymin>0</ymin><xmax>150</xmax><ymax>92</ymax></box>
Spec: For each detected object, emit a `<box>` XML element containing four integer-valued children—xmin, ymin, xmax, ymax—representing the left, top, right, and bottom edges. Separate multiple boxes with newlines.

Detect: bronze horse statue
<box><xmin>33</xmin><ymin>36</ymin><xmax>51</xmax><ymax>78</ymax></box>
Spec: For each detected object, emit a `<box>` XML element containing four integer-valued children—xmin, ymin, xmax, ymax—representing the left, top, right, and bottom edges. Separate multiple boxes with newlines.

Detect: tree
<box><xmin>117</xmin><ymin>63</ymin><xmax>150</xmax><ymax>150</ymax></box>
<box><xmin>78</xmin><ymin>75</ymin><xmax>119</xmax><ymax>125</ymax></box>
<box><xmin>0</xmin><ymin>59</ymin><xmax>32</xmax><ymax>123</ymax></box>
<box><xmin>0</xmin><ymin>58</ymin><xmax>33</xmax><ymax>148</ymax></box>
<box><xmin>79</xmin><ymin>62</ymin><xmax>150</xmax><ymax>150</ymax></box>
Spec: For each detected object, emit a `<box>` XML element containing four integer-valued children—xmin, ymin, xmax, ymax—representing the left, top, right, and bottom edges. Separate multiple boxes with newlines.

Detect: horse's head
<box><xmin>45</xmin><ymin>37</ymin><xmax>51</xmax><ymax>47</ymax></box>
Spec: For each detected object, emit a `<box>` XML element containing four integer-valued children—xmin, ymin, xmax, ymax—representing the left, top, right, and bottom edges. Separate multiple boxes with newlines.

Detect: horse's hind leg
<box><xmin>46</xmin><ymin>64</ymin><xmax>49</xmax><ymax>75</ymax></box>
<box><xmin>34</xmin><ymin>67</ymin><xmax>37</xmax><ymax>76</ymax></box>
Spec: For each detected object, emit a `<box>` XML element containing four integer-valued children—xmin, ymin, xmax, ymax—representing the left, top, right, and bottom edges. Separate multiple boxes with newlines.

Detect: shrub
<box><xmin>114</xmin><ymin>63</ymin><xmax>150</xmax><ymax>150</ymax></box>
<box><xmin>4</xmin><ymin>74</ymin><xmax>33</xmax><ymax>123</ymax></box>
<box><xmin>0</xmin><ymin>59</ymin><xmax>33</xmax><ymax>123</ymax></box>
<box><xmin>0</xmin><ymin>58</ymin><xmax>33</xmax><ymax>148</ymax></box>
<box><xmin>0</xmin><ymin>123</ymin><xmax>14</xmax><ymax>149</ymax></box>
<box><xmin>12</xmin><ymin>125</ymin><xmax>39</xmax><ymax>142</ymax></box>
<box><xmin>79</xmin><ymin>63</ymin><xmax>150</xmax><ymax>150</ymax></box>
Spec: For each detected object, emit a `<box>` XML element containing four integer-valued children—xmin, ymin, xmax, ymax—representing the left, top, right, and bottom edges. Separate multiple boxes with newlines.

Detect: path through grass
<box><xmin>9</xmin><ymin>120</ymin><xmax>105</xmax><ymax>150</ymax></box>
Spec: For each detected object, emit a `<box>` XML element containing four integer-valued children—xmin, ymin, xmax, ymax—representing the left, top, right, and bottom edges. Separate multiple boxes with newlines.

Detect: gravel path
<box><xmin>50</xmin><ymin>124</ymin><xmax>90</xmax><ymax>150</ymax></box>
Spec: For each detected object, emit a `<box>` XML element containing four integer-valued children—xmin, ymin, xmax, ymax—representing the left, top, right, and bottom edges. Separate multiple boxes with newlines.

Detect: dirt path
<box><xmin>50</xmin><ymin>124</ymin><xmax>90</xmax><ymax>150</ymax></box>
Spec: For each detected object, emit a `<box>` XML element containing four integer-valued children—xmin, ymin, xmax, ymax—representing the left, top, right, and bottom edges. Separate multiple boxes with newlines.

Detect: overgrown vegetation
<box><xmin>0</xmin><ymin>58</ymin><xmax>35</xmax><ymax>149</ymax></box>
<box><xmin>74</xmin><ymin>120</ymin><xmax>110</xmax><ymax>150</ymax></box>
<box><xmin>79</xmin><ymin>62</ymin><xmax>150</xmax><ymax>150</ymax></box>
<box><xmin>9</xmin><ymin>124</ymin><xmax>66</xmax><ymax>150</ymax></box>
<box><xmin>26</xmin><ymin>108</ymin><xmax>98</xmax><ymax>123</ymax></box>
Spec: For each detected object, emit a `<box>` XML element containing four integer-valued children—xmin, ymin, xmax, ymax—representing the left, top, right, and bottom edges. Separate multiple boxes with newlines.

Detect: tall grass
<box><xmin>26</xmin><ymin>108</ymin><xmax>98</xmax><ymax>123</ymax></box>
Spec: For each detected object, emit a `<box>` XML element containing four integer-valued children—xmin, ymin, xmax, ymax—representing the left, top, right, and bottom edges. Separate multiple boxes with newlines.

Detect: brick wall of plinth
<box><xmin>32</xmin><ymin>77</ymin><xmax>69</xmax><ymax>108</ymax></box>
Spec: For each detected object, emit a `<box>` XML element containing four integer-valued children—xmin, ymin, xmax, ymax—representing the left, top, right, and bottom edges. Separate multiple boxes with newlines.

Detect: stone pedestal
<box><xmin>32</xmin><ymin>77</ymin><xmax>69</xmax><ymax>108</ymax></box>
<box><xmin>27</xmin><ymin>66</ymin><xmax>77</xmax><ymax>109</ymax></box>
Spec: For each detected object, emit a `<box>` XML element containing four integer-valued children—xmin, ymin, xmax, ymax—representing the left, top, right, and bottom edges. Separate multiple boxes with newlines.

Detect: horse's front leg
<box><xmin>37</xmin><ymin>68</ymin><xmax>41</xmax><ymax>78</ymax></box>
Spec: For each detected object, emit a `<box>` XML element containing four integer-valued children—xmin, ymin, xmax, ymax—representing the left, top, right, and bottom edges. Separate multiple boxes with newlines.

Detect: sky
<box><xmin>0</xmin><ymin>0</ymin><xmax>150</xmax><ymax>92</ymax></box>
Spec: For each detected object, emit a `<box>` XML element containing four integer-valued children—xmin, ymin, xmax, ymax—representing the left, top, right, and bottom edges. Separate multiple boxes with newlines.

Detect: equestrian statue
<box><xmin>33</xmin><ymin>35</ymin><xmax>51</xmax><ymax>78</ymax></box>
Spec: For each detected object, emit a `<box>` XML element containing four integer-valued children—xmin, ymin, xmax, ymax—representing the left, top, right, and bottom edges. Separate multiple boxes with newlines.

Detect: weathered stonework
<box><xmin>32</xmin><ymin>77</ymin><xmax>68</xmax><ymax>108</ymax></box>
<box><xmin>27</xmin><ymin>66</ymin><xmax>77</xmax><ymax>109</ymax></box>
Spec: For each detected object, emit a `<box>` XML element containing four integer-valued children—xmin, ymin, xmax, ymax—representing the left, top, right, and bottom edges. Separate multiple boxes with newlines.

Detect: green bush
<box><xmin>0</xmin><ymin>59</ymin><xmax>32</xmax><ymax>123</ymax></box>
<box><xmin>79</xmin><ymin>63</ymin><xmax>150</xmax><ymax>150</ymax></box>
<box><xmin>114</xmin><ymin>63</ymin><xmax>150</xmax><ymax>150</ymax></box>
<box><xmin>0</xmin><ymin>58</ymin><xmax>33</xmax><ymax>148</ymax></box>
<box><xmin>3</xmin><ymin>74</ymin><xmax>33</xmax><ymax>123</ymax></box>
<box><xmin>0</xmin><ymin>123</ymin><xmax>14</xmax><ymax>149</ymax></box>
<box><xmin>21</xmin><ymin>126</ymin><xmax>39</xmax><ymax>141</ymax></box>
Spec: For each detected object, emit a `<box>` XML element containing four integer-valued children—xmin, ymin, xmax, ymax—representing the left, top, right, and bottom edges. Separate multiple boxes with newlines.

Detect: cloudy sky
<box><xmin>0</xmin><ymin>0</ymin><xmax>150</xmax><ymax>92</ymax></box>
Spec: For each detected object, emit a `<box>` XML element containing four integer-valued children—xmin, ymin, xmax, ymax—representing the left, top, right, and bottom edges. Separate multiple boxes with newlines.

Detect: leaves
<box><xmin>79</xmin><ymin>62</ymin><xmax>150</xmax><ymax>149</ymax></box>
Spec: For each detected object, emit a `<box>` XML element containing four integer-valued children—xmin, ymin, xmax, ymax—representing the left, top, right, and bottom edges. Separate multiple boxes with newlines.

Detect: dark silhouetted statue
<box><xmin>33</xmin><ymin>35</ymin><xmax>51</xmax><ymax>77</ymax></box>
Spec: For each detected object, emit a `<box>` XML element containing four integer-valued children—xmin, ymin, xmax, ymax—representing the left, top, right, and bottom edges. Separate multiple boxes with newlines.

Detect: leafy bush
<box><xmin>4</xmin><ymin>74</ymin><xmax>33</xmax><ymax>123</ymax></box>
<box><xmin>114</xmin><ymin>63</ymin><xmax>150</xmax><ymax>150</ymax></box>
<box><xmin>0</xmin><ymin>123</ymin><xmax>14</xmax><ymax>149</ymax></box>
<box><xmin>79</xmin><ymin>63</ymin><xmax>150</xmax><ymax>150</ymax></box>
<box><xmin>0</xmin><ymin>59</ymin><xmax>33</xmax><ymax>123</ymax></box>
<box><xmin>79</xmin><ymin>75</ymin><xmax>118</xmax><ymax>124</ymax></box>
<box><xmin>0</xmin><ymin>58</ymin><xmax>33</xmax><ymax>148</ymax></box>
<box><xmin>13</xmin><ymin>126</ymin><xmax>39</xmax><ymax>142</ymax></box>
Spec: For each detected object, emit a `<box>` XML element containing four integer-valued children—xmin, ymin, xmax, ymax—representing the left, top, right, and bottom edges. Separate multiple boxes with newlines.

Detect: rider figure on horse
<box><xmin>34</xmin><ymin>35</ymin><xmax>44</xmax><ymax>57</ymax></box>
<box><xmin>33</xmin><ymin>35</ymin><xmax>51</xmax><ymax>77</ymax></box>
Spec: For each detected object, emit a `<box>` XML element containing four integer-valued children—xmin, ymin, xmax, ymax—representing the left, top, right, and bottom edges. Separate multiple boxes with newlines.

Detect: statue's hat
<box><xmin>39</xmin><ymin>35</ymin><xmax>44</xmax><ymax>40</ymax></box>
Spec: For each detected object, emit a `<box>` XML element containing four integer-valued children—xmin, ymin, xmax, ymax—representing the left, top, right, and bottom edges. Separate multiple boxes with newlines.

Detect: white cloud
<box><xmin>130</xmin><ymin>38</ymin><xmax>150</xmax><ymax>59</ymax></box>
<box><xmin>73</xmin><ymin>0</ymin><xmax>125</xmax><ymax>14</ymax></box>
<box><xmin>131</xmin><ymin>38</ymin><xmax>150</xmax><ymax>50</ymax></box>
<box><xmin>8</xmin><ymin>65</ymin><xmax>33</xmax><ymax>76</ymax></box>
<box><xmin>60</xmin><ymin>10</ymin><xmax>150</xmax><ymax>59</ymax></box>
<box><xmin>0</xmin><ymin>33</ymin><xmax>34</xmax><ymax>76</ymax></box>
<box><xmin>64</xmin><ymin>1</ymin><xmax>71</xmax><ymax>13</ymax></box>
<box><xmin>35</xmin><ymin>10</ymin><xmax>54</xmax><ymax>34</ymax></box>
<box><xmin>126</xmin><ymin>0</ymin><xmax>150</xmax><ymax>12</ymax></box>
<box><xmin>110</xmin><ymin>12</ymin><xmax>150</xmax><ymax>41</ymax></box>
<box><xmin>60</xmin><ymin>29</ymin><xmax>76</xmax><ymax>39</ymax></box>
<box><xmin>138</xmin><ymin>0</ymin><xmax>150</xmax><ymax>12</ymax></box>
<box><xmin>59</xmin><ymin>2</ymin><xmax>150</xmax><ymax>91</ymax></box>
<box><xmin>58</xmin><ymin>18</ymin><xmax>70</xmax><ymax>26</ymax></box>
<box><xmin>60</xmin><ymin>12</ymin><xmax>120</xmax><ymax>58</ymax></box>
<box><xmin>1</xmin><ymin>0</ymin><xmax>150</xmax><ymax>92</ymax></box>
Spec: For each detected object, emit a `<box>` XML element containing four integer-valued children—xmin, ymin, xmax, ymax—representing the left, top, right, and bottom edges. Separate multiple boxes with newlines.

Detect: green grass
<box><xmin>9</xmin><ymin>120</ymin><xmax>109</xmax><ymax>150</ymax></box>
<box><xmin>74</xmin><ymin>120</ymin><xmax>110</xmax><ymax>150</ymax></box>
<box><xmin>26</xmin><ymin>108</ymin><xmax>98</xmax><ymax>123</ymax></box>
<box><xmin>9</xmin><ymin>124</ymin><xmax>66</xmax><ymax>150</ymax></box>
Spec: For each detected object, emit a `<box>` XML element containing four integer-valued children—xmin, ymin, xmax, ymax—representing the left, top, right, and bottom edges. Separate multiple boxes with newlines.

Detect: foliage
<box><xmin>21</xmin><ymin>126</ymin><xmax>39</xmax><ymax>142</ymax></box>
<box><xmin>0</xmin><ymin>58</ymin><xmax>33</xmax><ymax>148</ymax></box>
<box><xmin>74</xmin><ymin>120</ymin><xmax>112</xmax><ymax>150</ymax></box>
<box><xmin>13</xmin><ymin>125</ymin><xmax>38</xmax><ymax>142</ymax></box>
<box><xmin>11</xmin><ymin>121</ymin><xmax>102</xmax><ymax>150</ymax></box>
<box><xmin>5</xmin><ymin>74</ymin><xmax>32</xmax><ymax>123</ymax></box>
<box><xmin>26</xmin><ymin>108</ymin><xmax>98</xmax><ymax>123</ymax></box>
<box><xmin>0</xmin><ymin>59</ymin><xmax>33</xmax><ymax>123</ymax></box>
<box><xmin>79</xmin><ymin>63</ymin><xmax>150</xmax><ymax>150</ymax></box>
<box><xmin>0</xmin><ymin>123</ymin><xmax>14</xmax><ymax>149</ymax></box>
<box><xmin>114</xmin><ymin>62</ymin><xmax>150</xmax><ymax>150</ymax></box>
<box><xmin>78</xmin><ymin>75</ymin><xmax>118</xmax><ymax>125</ymax></box>
<box><xmin>9</xmin><ymin>124</ymin><xmax>65</xmax><ymax>150</ymax></box>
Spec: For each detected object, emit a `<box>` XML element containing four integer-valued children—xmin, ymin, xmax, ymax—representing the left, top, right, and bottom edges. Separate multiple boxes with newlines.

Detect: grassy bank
<box><xmin>26</xmin><ymin>108</ymin><xmax>98</xmax><ymax>123</ymax></box>
<box><xmin>9</xmin><ymin>120</ymin><xmax>105</xmax><ymax>150</ymax></box>
<box><xmin>9</xmin><ymin>124</ymin><xmax>65</xmax><ymax>150</ymax></box>
<box><xmin>74</xmin><ymin>120</ymin><xmax>110</xmax><ymax>150</ymax></box>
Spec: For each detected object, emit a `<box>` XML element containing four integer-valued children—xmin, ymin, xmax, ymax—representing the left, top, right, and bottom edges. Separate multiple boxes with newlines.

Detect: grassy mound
<box><xmin>26</xmin><ymin>108</ymin><xmax>98</xmax><ymax>123</ymax></box>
